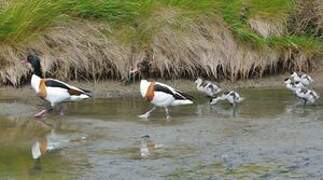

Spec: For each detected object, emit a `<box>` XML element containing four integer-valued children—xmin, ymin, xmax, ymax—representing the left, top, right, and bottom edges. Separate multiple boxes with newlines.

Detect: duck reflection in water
<box><xmin>31</xmin><ymin>130</ymin><xmax>68</xmax><ymax>160</ymax></box>
<box><xmin>140</xmin><ymin>135</ymin><xmax>163</xmax><ymax>158</ymax></box>
<box><xmin>210</xmin><ymin>104</ymin><xmax>240</xmax><ymax>117</ymax></box>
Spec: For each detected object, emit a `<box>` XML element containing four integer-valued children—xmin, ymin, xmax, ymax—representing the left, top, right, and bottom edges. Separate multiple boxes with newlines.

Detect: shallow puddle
<box><xmin>0</xmin><ymin>87</ymin><xmax>323</xmax><ymax>179</ymax></box>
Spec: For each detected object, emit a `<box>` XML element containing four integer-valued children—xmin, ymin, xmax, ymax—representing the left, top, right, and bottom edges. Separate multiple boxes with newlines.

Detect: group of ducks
<box><xmin>22</xmin><ymin>54</ymin><xmax>318</xmax><ymax>122</ymax></box>
<box><xmin>22</xmin><ymin>55</ymin><xmax>242</xmax><ymax>120</ymax></box>
<box><xmin>195</xmin><ymin>78</ymin><xmax>244</xmax><ymax>106</ymax></box>
<box><xmin>22</xmin><ymin>54</ymin><xmax>320</xmax><ymax>159</ymax></box>
<box><xmin>284</xmin><ymin>72</ymin><xmax>319</xmax><ymax>105</ymax></box>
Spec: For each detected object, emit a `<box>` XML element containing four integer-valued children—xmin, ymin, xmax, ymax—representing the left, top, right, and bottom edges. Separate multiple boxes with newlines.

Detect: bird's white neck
<box><xmin>140</xmin><ymin>79</ymin><xmax>150</xmax><ymax>98</ymax></box>
<box><xmin>31</xmin><ymin>74</ymin><xmax>41</xmax><ymax>93</ymax></box>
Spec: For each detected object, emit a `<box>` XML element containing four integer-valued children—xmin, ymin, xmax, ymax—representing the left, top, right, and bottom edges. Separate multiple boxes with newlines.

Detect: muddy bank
<box><xmin>1</xmin><ymin>70</ymin><xmax>322</xmax><ymax>101</ymax></box>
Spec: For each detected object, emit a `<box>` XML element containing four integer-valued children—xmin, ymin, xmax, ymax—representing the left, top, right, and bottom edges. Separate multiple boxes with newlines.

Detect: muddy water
<box><xmin>0</xmin><ymin>88</ymin><xmax>323</xmax><ymax>179</ymax></box>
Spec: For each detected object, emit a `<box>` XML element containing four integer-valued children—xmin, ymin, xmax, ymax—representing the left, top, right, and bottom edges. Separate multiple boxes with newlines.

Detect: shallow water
<box><xmin>0</xmin><ymin>87</ymin><xmax>323</xmax><ymax>179</ymax></box>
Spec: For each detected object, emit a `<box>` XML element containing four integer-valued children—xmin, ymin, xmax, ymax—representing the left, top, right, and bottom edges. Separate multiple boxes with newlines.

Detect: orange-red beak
<box><xmin>20</xmin><ymin>59</ymin><xmax>28</xmax><ymax>64</ymax></box>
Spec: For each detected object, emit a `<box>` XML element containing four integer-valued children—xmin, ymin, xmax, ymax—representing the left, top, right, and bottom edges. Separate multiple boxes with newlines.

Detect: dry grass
<box><xmin>0</xmin><ymin>0</ymin><xmax>321</xmax><ymax>86</ymax></box>
<box><xmin>0</xmin><ymin>20</ymin><xmax>133</xmax><ymax>85</ymax></box>
<box><xmin>248</xmin><ymin>17</ymin><xmax>284</xmax><ymax>37</ymax></box>
<box><xmin>0</xmin><ymin>9</ymin><xmax>314</xmax><ymax>86</ymax></box>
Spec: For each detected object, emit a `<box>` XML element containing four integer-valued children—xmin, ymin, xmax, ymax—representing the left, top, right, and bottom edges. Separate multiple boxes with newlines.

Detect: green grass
<box><xmin>0</xmin><ymin>0</ymin><xmax>321</xmax><ymax>53</ymax></box>
<box><xmin>0</xmin><ymin>0</ymin><xmax>72</xmax><ymax>43</ymax></box>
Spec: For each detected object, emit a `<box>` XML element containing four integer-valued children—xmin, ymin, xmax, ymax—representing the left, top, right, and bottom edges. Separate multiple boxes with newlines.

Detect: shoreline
<box><xmin>1</xmin><ymin>70</ymin><xmax>322</xmax><ymax>101</ymax></box>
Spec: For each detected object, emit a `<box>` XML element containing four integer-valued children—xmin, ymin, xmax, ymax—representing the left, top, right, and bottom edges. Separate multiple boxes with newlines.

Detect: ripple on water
<box><xmin>0</xmin><ymin>87</ymin><xmax>323</xmax><ymax>179</ymax></box>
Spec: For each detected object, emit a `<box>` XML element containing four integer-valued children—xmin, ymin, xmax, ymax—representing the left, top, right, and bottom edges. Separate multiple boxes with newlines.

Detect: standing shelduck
<box><xmin>210</xmin><ymin>90</ymin><xmax>244</xmax><ymax>107</ymax></box>
<box><xmin>21</xmin><ymin>55</ymin><xmax>91</xmax><ymax>118</ymax></box>
<box><xmin>194</xmin><ymin>78</ymin><xmax>221</xmax><ymax>97</ymax></box>
<box><xmin>290</xmin><ymin>72</ymin><xmax>314</xmax><ymax>86</ymax></box>
<box><xmin>129</xmin><ymin>60</ymin><xmax>194</xmax><ymax>119</ymax></box>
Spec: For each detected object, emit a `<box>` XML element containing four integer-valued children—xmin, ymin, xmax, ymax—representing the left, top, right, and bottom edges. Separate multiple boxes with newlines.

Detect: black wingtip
<box><xmin>177</xmin><ymin>91</ymin><xmax>196</xmax><ymax>102</ymax></box>
<box><xmin>79</xmin><ymin>88</ymin><xmax>92</xmax><ymax>97</ymax></box>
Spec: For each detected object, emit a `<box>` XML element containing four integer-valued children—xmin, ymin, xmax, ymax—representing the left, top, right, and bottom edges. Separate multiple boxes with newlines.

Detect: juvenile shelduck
<box><xmin>130</xmin><ymin>60</ymin><xmax>194</xmax><ymax>119</ymax></box>
<box><xmin>194</xmin><ymin>78</ymin><xmax>221</xmax><ymax>97</ymax></box>
<box><xmin>286</xmin><ymin>84</ymin><xmax>319</xmax><ymax>105</ymax></box>
<box><xmin>210</xmin><ymin>90</ymin><xmax>244</xmax><ymax>107</ymax></box>
<box><xmin>290</xmin><ymin>72</ymin><xmax>314</xmax><ymax>86</ymax></box>
<box><xmin>21</xmin><ymin>55</ymin><xmax>91</xmax><ymax>118</ymax></box>
<box><xmin>284</xmin><ymin>78</ymin><xmax>305</xmax><ymax>92</ymax></box>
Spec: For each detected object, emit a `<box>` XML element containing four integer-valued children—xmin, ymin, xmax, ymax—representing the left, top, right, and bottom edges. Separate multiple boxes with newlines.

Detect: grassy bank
<box><xmin>0</xmin><ymin>0</ymin><xmax>322</xmax><ymax>86</ymax></box>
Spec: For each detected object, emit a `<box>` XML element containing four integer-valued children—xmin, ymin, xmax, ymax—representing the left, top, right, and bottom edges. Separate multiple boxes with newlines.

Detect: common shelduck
<box><xmin>21</xmin><ymin>55</ymin><xmax>91</xmax><ymax>118</ymax></box>
<box><xmin>286</xmin><ymin>84</ymin><xmax>319</xmax><ymax>105</ymax></box>
<box><xmin>210</xmin><ymin>90</ymin><xmax>244</xmax><ymax>106</ymax></box>
<box><xmin>290</xmin><ymin>72</ymin><xmax>314</xmax><ymax>86</ymax></box>
<box><xmin>195</xmin><ymin>78</ymin><xmax>221</xmax><ymax>97</ymax></box>
<box><xmin>130</xmin><ymin>60</ymin><xmax>194</xmax><ymax>119</ymax></box>
<box><xmin>140</xmin><ymin>135</ymin><xmax>163</xmax><ymax>158</ymax></box>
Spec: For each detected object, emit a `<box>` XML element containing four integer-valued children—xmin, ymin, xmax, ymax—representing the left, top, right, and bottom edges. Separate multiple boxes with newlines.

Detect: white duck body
<box><xmin>291</xmin><ymin>72</ymin><xmax>314</xmax><ymax>86</ymax></box>
<box><xmin>210</xmin><ymin>91</ymin><xmax>244</xmax><ymax>106</ymax></box>
<box><xmin>31</xmin><ymin>74</ymin><xmax>90</xmax><ymax>107</ymax></box>
<box><xmin>195</xmin><ymin>78</ymin><xmax>221</xmax><ymax>97</ymax></box>
<box><xmin>285</xmin><ymin>80</ymin><xmax>305</xmax><ymax>93</ymax></box>
<box><xmin>295</xmin><ymin>88</ymin><xmax>319</xmax><ymax>104</ymax></box>
<box><xmin>140</xmin><ymin>80</ymin><xmax>193</xmax><ymax>107</ymax></box>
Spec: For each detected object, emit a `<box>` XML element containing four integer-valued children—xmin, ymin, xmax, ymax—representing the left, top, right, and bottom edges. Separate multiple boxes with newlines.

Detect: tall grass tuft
<box><xmin>0</xmin><ymin>0</ymin><xmax>321</xmax><ymax>85</ymax></box>
<box><xmin>0</xmin><ymin>0</ymin><xmax>72</xmax><ymax>43</ymax></box>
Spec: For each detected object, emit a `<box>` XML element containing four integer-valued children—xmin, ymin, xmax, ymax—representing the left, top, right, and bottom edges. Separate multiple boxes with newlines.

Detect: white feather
<box><xmin>45</xmin><ymin>87</ymin><xmax>71</xmax><ymax>106</ymax></box>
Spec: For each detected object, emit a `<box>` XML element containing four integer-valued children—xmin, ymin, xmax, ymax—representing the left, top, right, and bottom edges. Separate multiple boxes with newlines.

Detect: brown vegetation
<box><xmin>0</xmin><ymin>0</ymin><xmax>321</xmax><ymax>86</ymax></box>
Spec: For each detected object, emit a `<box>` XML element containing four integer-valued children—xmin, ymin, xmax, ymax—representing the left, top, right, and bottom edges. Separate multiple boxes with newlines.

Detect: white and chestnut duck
<box><xmin>210</xmin><ymin>90</ymin><xmax>244</xmax><ymax>107</ymax></box>
<box><xmin>129</xmin><ymin>60</ymin><xmax>194</xmax><ymax>119</ymax></box>
<box><xmin>194</xmin><ymin>77</ymin><xmax>222</xmax><ymax>97</ymax></box>
<box><xmin>21</xmin><ymin>55</ymin><xmax>91</xmax><ymax>118</ymax></box>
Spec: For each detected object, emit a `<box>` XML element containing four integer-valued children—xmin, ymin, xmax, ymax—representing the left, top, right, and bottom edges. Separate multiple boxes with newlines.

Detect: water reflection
<box><xmin>210</xmin><ymin>105</ymin><xmax>240</xmax><ymax>117</ymax></box>
<box><xmin>140</xmin><ymin>135</ymin><xmax>164</xmax><ymax>158</ymax></box>
<box><xmin>31</xmin><ymin>130</ymin><xmax>69</xmax><ymax>159</ymax></box>
<box><xmin>0</xmin><ymin>87</ymin><xmax>323</xmax><ymax>179</ymax></box>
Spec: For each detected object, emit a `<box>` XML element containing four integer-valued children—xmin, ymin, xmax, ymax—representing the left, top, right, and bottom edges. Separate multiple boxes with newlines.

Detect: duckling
<box><xmin>210</xmin><ymin>90</ymin><xmax>244</xmax><ymax>107</ymax></box>
<box><xmin>195</xmin><ymin>78</ymin><xmax>222</xmax><ymax>97</ymax></box>
<box><xmin>290</xmin><ymin>72</ymin><xmax>314</xmax><ymax>86</ymax></box>
<box><xmin>294</xmin><ymin>87</ymin><xmax>319</xmax><ymax>105</ymax></box>
<box><xmin>284</xmin><ymin>78</ymin><xmax>305</xmax><ymax>92</ymax></box>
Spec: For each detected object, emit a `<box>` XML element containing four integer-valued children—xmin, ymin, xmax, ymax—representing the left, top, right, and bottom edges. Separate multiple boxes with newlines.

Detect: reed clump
<box><xmin>0</xmin><ymin>0</ymin><xmax>321</xmax><ymax>86</ymax></box>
